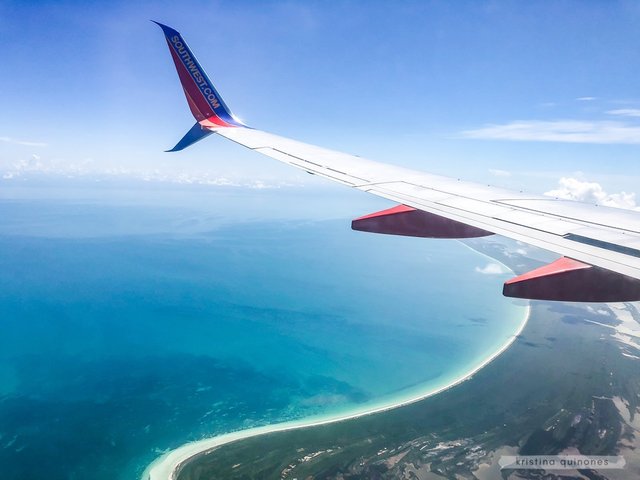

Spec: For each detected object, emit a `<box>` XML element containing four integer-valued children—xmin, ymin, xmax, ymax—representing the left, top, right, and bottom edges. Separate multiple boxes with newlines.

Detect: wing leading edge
<box><xmin>154</xmin><ymin>22</ymin><xmax>640</xmax><ymax>303</ymax></box>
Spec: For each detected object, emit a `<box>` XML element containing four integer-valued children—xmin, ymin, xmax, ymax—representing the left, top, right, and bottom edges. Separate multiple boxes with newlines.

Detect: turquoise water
<box><xmin>0</xmin><ymin>184</ymin><xmax>525</xmax><ymax>480</ymax></box>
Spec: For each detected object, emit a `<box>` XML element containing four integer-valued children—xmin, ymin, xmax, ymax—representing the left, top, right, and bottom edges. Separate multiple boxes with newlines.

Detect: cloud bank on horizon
<box><xmin>0</xmin><ymin>136</ymin><xmax>48</xmax><ymax>147</ymax></box>
<box><xmin>0</xmin><ymin>156</ymin><xmax>294</xmax><ymax>190</ymax></box>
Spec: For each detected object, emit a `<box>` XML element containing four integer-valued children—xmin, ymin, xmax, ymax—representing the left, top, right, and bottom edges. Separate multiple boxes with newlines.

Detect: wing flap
<box><xmin>496</xmin><ymin>198</ymin><xmax>640</xmax><ymax>234</ymax></box>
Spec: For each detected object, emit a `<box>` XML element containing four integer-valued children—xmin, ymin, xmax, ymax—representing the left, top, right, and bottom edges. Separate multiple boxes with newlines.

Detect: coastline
<box><xmin>143</xmin><ymin>299</ymin><xmax>531</xmax><ymax>480</ymax></box>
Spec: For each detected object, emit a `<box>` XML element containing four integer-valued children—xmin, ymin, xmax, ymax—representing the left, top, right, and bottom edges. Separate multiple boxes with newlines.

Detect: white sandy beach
<box><xmin>142</xmin><ymin>299</ymin><xmax>531</xmax><ymax>480</ymax></box>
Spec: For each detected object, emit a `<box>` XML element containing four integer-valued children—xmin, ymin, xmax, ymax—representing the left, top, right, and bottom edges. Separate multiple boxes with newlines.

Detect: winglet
<box><xmin>166</xmin><ymin>122</ymin><xmax>214</xmax><ymax>152</ymax></box>
<box><xmin>153</xmin><ymin>21</ymin><xmax>244</xmax><ymax>131</ymax></box>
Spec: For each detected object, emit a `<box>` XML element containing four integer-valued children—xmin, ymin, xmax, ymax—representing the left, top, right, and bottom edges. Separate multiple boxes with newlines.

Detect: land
<box><xmin>159</xmin><ymin>239</ymin><xmax>640</xmax><ymax>480</ymax></box>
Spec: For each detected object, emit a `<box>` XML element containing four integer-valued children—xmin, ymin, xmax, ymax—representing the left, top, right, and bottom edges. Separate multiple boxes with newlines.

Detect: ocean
<box><xmin>0</xmin><ymin>182</ymin><xmax>526</xmax><ymax>480</ymax></box>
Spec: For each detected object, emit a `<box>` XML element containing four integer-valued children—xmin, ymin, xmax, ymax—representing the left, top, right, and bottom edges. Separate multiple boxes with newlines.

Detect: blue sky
<box><xmin>1</xmin><ymin>0</ymin><xmax>639</xmax><ymax>206</ymax></box>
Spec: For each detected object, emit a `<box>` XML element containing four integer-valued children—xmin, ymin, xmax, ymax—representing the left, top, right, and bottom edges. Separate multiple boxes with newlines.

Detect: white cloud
<box><xmin>0</xmin><ymin>156</ymin><xmax>298</xmax><ymax>189</ymax></box>
<box><xmin>544</xmin><ymin>177</ymin><xmax>639</xmax><ymax>210</ymax></box>
<box><xmin>503</xmin><ymin>247</ymin><xmax>529</xmax><ymax>259</ymax></box>
<box><xmin>489</xmin><ymin>168</ymin><xmax>511</xmax><ymax>177</ymax></box>
<box><xmin>0</xmin><ymin>136</ymin><xmax>47</xmax><ymax>147</ymax></box>
<box><xmin>586</xmin><ymin>305</ymin><xmax>611</xmax><ymax>317</ymax></box>
<box><xmin>475</xmin><ymin>263</ymin><xmax>508</xmax><ymax>275</ymax></box>
<box><xmin>460</xmin><ymin>120</ymin><xmax>640</xmax><ymax>144</ymax></box>
<box><xmin>607</xmin><ymin>108</ymin><xmax>640</xmax><ymax>117</ymax></box>
<box><xmin>576</xmin><ymin>96</ymin><xmax>596</xmax><ymax>101</ymax></box>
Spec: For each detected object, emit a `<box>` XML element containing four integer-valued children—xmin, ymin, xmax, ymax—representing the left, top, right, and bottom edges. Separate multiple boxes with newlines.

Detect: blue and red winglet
<box><xmin>153</xmin><ymin>21</ymin><xmax>244</xmax><ymax>151</ymax></box>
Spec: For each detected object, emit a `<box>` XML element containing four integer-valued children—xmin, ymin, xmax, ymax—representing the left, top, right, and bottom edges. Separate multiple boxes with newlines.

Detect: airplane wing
<box><xmin>154</xmin><ymin>22</ymin><xmax>640</xmax><ymax>303</ymax></box>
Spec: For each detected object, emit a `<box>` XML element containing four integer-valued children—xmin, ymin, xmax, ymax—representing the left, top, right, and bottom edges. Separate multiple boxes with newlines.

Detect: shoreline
<box><xmin>143</xmin><ymin>299</ymin><xmax>531</xmax><ymax>480</ymax></box>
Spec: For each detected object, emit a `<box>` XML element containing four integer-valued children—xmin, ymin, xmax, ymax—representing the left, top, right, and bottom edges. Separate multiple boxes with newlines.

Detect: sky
<box><xmin>1</xmin><ymin>0</ymin><xmax>639</xmax><ymax>208</ymax></box>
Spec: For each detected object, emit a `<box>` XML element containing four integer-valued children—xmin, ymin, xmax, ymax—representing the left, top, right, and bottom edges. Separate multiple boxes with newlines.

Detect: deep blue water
<box><xmin>0</xmin><ymin>184</ymin><xmax>525</xmax><ymax>479</ymax></box>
